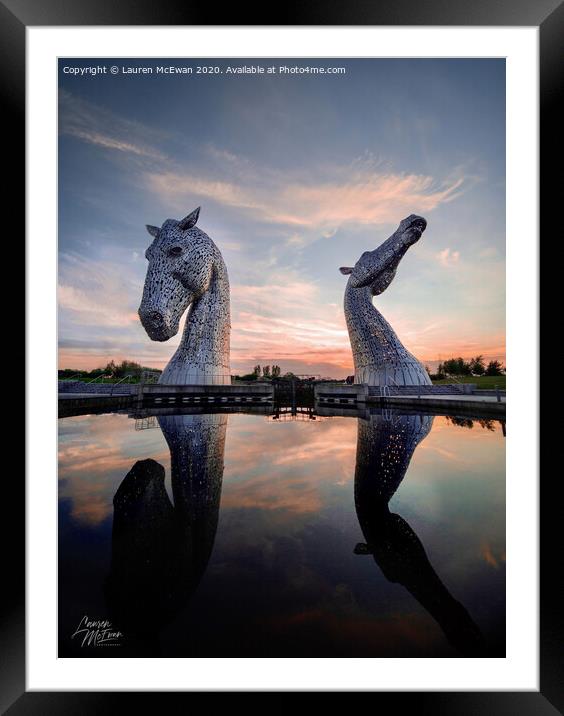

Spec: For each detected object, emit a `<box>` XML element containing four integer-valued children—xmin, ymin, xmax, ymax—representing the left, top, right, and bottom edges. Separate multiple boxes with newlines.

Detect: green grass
<box><xmin>432</xmin><ymin>375</ymin><xmax>505</xmax><ymax>390</ymax></box>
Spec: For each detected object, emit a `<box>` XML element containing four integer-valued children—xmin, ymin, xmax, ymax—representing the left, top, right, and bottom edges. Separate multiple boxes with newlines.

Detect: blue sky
<box><xmin>58</xmin><ymin>58</ymin><xmax>505</xmax><ymax>376</ymax></box>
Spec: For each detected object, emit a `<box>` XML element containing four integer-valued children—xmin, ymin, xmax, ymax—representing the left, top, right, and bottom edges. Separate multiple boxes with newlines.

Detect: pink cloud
<box><xmin>146</xmin><ymin>169</ymin><xmax>464</xmax><ymax>229</ymax></box>
<box><xmin>58</xmin><ymin>253</ymin><xmax>140</xmax><ymax>328</ymax></box>
<box><xmin>436</xmin><ymin>247</ymin><xmax>461</xmax><ymax>267</ymax></box>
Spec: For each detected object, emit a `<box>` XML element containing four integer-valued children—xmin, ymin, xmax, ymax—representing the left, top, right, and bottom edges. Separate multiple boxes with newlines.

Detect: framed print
<box><xmin>5</xmin><ymin>0</ymin><xmax>557</xmax><ymax>710</ymax></box>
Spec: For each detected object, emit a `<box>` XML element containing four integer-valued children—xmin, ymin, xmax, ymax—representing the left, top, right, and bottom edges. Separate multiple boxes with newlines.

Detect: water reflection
<box><xmin>105</xmin><ymin>414</ymin><xmax>226</xmax><ymax>648</ymax></box>
<box><xmin>105</xmin><ymin>408</ymin><xmax>487</xmax><ymax>655</ymax></box>
<box><xmin>354</xmin><ymin>411</ymin><xmax>486</xmax><ymax>655</ymax></box>
<box><xmin>58</xmin><ymin>407</ymin><xmax>505</xmax><ymax>657</ymax></box>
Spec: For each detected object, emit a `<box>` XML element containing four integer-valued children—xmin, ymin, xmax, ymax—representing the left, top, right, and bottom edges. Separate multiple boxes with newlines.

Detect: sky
<box><xmin>58</xmin><ymin>58</ymin><xmax>505</xmax><ymax>377</ymax></box>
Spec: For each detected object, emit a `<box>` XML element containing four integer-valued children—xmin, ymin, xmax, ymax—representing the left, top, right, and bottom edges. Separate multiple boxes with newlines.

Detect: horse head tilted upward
<box><xmin>340</xmin><ymin>214</ymin><xmax>431</xmax><ymax>387</ymax></box>
<box><xmin>138</xmin><ymin>207</ymin><xmax>231</xmax><ymax>385</ymax></box>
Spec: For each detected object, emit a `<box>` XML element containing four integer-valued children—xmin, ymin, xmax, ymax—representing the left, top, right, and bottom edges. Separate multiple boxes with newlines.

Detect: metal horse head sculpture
<box><xmin>340</xmin><ymin>214</ymin><xmax>432</xmax><ymax>387</ymax></box>
<box><xmin>139</xmin><ymin>207</ymin><xmax>231</xmax><ymax>385</ymax></box>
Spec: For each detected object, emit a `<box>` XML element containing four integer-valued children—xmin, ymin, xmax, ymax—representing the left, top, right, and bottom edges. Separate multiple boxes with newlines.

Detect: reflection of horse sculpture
<box><xmin>340</xmin><ymin>215</ymin><xmax>432</xmax><ymax>386</ymax></box>
<box><xmin>105</xmin><ymin>413</ymin><xmax>227</xmax><ymax>646</ymax></box>
<box><xmin>354</xmin><ymin>411</ymin><xmax>486</xmax><ymax>656</ymax></box>
<box><xmin>138</xmin><ymin>207</ymin><xmax>231</xmax><ymax>385</ymax></box>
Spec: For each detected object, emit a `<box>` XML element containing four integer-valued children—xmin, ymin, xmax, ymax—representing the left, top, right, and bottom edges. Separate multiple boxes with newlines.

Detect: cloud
<box><xmin>57</xmin><ymin>94</ymin><xmax>466</xmax><ymax>231</ymax></box>
<box><xmin>59</xmin><ymin>414</ymin><xmax>169</xmax><ymax>525</ymax></box>
<box><xmin>146</xmin><ymin>168</ymin><xmax>465</xmax><ymax>229</ymax></box>
<box><xmin>59</xmin><ymin>89</ymin><xmax>168</xmax><ymax>161</ymax></box>
<box><xmin>436</xmin><ymin>247</ymin><xmax>460</xmax><ymax>267</ymax></box>
<box><xmin>221</xmin><ymin>418</ymin><xmax>356</xmax><ymax>513</ymax></box>
<box><xmin>286</xmin><ymin>233</ymin><xmax>307</xmax><ymax>247</ymax></box>
<box><xmin>58</xmin><ymin>253</ymin><xmax>141</xmax><ymax>328</ymax></box>
<box><xmin>58</xmin><ymin>284</ymin><xmax>138</xmax><ymax>327</ymax></box>
<box><xmin>228</xmin><ymin>280</ymin><xmax>353</xmax><ymax>374</ymax></box>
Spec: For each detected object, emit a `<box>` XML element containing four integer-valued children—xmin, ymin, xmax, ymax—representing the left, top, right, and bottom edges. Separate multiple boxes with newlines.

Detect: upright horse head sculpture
<box><xmin>139</xmin><ymin>207</ymin><xmax>231</xmax><ymax>385</ymax></box>
<box><xmin>340</xmin><ymin>214</ymin><xmax>432</xmax><ymax>386</ymax></box>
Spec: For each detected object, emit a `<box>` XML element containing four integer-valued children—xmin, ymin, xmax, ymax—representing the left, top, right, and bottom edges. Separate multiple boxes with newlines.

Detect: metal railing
<box><xmin>109</xmin><ymin>375</ymin><xmax>135</xmax><ymax>396</ymax></box>
<box><xmin>86</xmin><ymin>373</ymin><xmax>111</xmax><ymax>384</ymax></box>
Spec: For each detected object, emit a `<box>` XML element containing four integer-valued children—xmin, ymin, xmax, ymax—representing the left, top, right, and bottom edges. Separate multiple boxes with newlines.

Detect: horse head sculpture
<box><xmin>340</xmin><ymin>214</ymin><xmax>431</xmax><ymax>386</ymax></box>
<box><xmin>139</xmin><ymin>207</ymin><xmax>231</xmax><ymax>385</ymax></box>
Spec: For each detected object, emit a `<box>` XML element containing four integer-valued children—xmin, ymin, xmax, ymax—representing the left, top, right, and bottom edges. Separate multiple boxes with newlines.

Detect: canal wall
<box><xmin>134</xmin><ymin>382</ymin><xmax>274</xmax><ymax>407</ymax></box>
<box><xmin>315</xmin><ymin>383</ymin><xmax>505</xmax><ymax>418</ymax></box>
<box><xmin>58</xmin><ymin>381</ymin><xmax>136</xmax><ymax>395</ymax></box>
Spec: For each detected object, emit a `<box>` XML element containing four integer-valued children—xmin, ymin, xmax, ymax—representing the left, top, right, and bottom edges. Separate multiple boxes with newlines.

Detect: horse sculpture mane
<box><xmin>341</xmin><ymin>214</ymin><xmax>432</xmax><ymax>387</ymax></box>
<box><xmin>138</xmin><ymin>207</ymin><xmax>231</xmax><ymax>385</ymax></box>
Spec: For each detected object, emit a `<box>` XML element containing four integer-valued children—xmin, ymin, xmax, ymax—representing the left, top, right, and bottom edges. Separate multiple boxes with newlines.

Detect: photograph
<box><xmin>4</xmin><ymin>1</ymin><xmax>554</xmax><ymax>704</ymax></box>
<box><xmin>57</xmin><ymin>57</ymin><xmax>507</xmax><ymax>659</ymax></box>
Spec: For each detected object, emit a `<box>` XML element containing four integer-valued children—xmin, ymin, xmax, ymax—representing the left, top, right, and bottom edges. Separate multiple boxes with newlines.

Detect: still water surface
<box><xmin>58</xmin><ymin>409</ymin><xmax>505</xmax><ymax>657</ymax></box>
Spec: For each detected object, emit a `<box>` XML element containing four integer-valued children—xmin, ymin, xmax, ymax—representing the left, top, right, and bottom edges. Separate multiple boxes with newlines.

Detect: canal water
<box><xmin>58</xmin><ymin>408</ymin><xmax>505</xmax><ymax>658</ymax></box>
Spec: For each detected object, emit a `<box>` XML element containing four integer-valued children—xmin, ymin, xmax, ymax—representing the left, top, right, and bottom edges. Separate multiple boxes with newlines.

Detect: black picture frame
<box><xmin>7</xmin><ymin>0</ymin><xmax>556</xmax><ymax>710</ymax></box>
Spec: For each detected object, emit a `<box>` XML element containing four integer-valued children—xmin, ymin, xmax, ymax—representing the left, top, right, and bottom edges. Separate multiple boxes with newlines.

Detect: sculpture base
<box><xmin>355</xmin><ymin>361</ymin><xmax>431</xmax><ymax>387</ymax></box>
<box><xmin>159</xmin><ymin>364</ymin><xmax>231</xmax><ymax>386</ymax></box>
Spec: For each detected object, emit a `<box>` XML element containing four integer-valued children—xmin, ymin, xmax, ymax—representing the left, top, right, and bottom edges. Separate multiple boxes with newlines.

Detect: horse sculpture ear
<box><xmin>339</xmin><ymin>266</ymin><xmax>353</xmax><ymax>275</ymax></box>
<box><xmin>178</xmin><ymin>206</ymin><xmax>201</xmax><ymax>231</ymax></box>
<box><xmin>146</xmin><ymin>225</ymin><xmax>160</xmax><ymax>238</ymax></box>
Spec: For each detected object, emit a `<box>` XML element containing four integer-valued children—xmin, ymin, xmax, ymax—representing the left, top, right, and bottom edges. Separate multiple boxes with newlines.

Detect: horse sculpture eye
<box><xmin>168</xmin><ymin>246</ymin><xmax>183</xmax><ymax>257</ymax></box>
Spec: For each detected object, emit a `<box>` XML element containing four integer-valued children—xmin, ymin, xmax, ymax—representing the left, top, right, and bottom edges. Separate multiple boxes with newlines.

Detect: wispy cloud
<box><xmin>58</xmin><ymin>253</ymin><xmax>140</xmax><ymax>327</ymax></box>
<box><xmin>146</xmin><ymin>167</ymin><xmax>464</xmax><ymax>229</ymax></box>
<box><xmin>59</xmin><ymin>89</ymin><xmax>168</xmax><ymax>161</ymax></box>
<box><xmin>228</xmin><ymin>279</ymin><xmax>353</xmax><ymax>374</ymax></box>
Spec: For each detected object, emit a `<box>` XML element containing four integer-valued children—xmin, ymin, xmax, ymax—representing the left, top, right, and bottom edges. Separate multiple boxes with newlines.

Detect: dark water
<box><xmin>58</xmin><ymin>408</ymin><xmax>505</xmax><ymax>658</ymax></box>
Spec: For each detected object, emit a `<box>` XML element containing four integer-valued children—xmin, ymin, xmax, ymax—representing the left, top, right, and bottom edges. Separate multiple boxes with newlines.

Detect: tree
<box><xmin>485</xmin><ymin>360</ymin><xmax>505</xmax><ymax>376</ymax></box>
<box><xmin>469</xmin><ymin>355</ymin><xmax>485</xmax><ymax>376</ymax></box>
<box><xmin>105</xmin><ymin>360</ymin><xmax>118</xmax><ymax>377</ymax></box>
<box><xmin>117</xmin><ymin>360</ymin><xmax>143</xmax><ymax>377</ymax></box>
<box><xmin>442</xmin><ymin>357</ymin><xmax>471</xmax><ymax>376</ymax></box>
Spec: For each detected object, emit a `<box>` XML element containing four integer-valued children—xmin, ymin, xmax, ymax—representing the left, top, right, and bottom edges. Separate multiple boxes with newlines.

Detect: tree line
<box><xmin>235</xmin><ymin>364</ymin><xmax>283</xmax><ymax>381</ymax></box>
<box><xmin>58</xmin><ymin>360</ymin><xmax>162</xmax><ymax>381</ymax></box>
<box><xmin>433</xmin><ymin>356</ymin><xmax>505</xmax><ymax>378</ymax></box>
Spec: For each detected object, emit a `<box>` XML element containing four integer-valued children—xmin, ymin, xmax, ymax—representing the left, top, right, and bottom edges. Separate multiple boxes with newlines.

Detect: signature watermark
<box><xmin>71</xmin><ymin>616</ymin><xmax>124</xmax><ymax>648</ymax></box>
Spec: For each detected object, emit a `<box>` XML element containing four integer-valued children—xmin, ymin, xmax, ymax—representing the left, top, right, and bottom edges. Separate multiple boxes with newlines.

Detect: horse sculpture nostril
<box><xmin>149</xmin><ymin>311</ymin><xmax>163</xmax><ymax>323</ymax></box>
<box><xmin>139</xmin><ymin>308</ymin><xmax>164</xmax><ymax>328</ymax></box>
